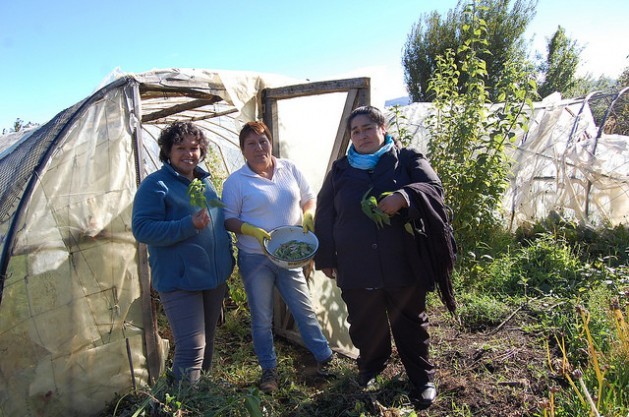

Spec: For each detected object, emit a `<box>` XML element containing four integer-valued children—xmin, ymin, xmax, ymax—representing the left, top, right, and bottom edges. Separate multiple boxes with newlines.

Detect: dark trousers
<box><xmin>341</xmin><ymin>285</ymin><xmax>434</xmax><ymax>387</ymax></box>
<box><xmin>159</xmin><ymin>283</ymin><xmax>226</xmax><ymax>384</ymax></box>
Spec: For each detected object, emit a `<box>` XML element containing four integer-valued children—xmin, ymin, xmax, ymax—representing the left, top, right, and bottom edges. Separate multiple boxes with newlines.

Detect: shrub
<box><xmin>456</xmin><ymin>291</ymin><xmax>511</xmax><ymax>332</ymax></box>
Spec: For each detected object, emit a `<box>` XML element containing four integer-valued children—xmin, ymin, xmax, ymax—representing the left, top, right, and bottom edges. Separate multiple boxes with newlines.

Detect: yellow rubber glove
<box><xmin>241</xmin><ymin>223</ymin><xmax>271</xmax><ymax>246</ymax></box>
<box><xmin>302</xmin><ymin>210</ymin><xmax>315</xmax><ymax>233</ymax></box>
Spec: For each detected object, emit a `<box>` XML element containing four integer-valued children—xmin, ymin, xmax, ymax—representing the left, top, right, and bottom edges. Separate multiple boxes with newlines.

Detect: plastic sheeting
<box><xmin>505</xmin><ymin>96</ymin><xmax>629</xmax><ymax>227</ymax></box>
<box><xmin>389</xmin><ymin>94</ymin><xmax>629</xmax><ymax>228</ymax></box>
<box><xmin>0</xmin><ymin>86</ymin><xmax>158</xmax><ymax>416</ymax></box>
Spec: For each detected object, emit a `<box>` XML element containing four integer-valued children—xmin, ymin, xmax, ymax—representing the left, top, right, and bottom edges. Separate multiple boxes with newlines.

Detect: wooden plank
<box><xmin>130</xmin><ymin>81</ymin><xmax>162</xmax><ymax>385</ymax></box>
<box><xmin>261</xmin><ymin>90</ymin><xmax>281</xmax><ymax>156</ymax></box>
<box><xmin>326</xmin><ymin>89</ymin><xmax>358</xmax><ymax>174</ymax></box>
<box><xmin>263</xmin><ymin>78</ymin><xmax>370</xmax><ymax>100</ymax></box>
<box><xmin>139</xmin><ymin>85</ymin><xmax>228</xmax><ymax>101</ymax></box>
<box><xmin>142</xmin><ymin>98</ymin><xmax>222</xmax><ymax>123</ymax></box>
<box><xmin>357</xmin><ymin>85</ymin><xmax>371</xmax><ymax>108</ymax></box>
<box><xmin>187</xmin><ymin>107</ymin><xmax>238</xmax><ymax>122</ymax></box>
<box><xmin>325</xmin><ymin>87</ymin><xmax>371</xmax><ymax>173</ymax></box>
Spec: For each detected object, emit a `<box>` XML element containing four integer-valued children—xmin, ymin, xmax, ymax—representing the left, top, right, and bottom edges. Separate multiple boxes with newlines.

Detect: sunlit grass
<box><xmin>97</xmin><ymin>223</ymin><xmax>629</xmax><ymax>417</ymax></box>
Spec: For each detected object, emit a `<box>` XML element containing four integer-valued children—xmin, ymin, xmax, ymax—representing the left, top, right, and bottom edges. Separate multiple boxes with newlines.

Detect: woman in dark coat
<box><xmin>314</xmin><ymin>105</ymin><xmax>443</xmax><ymax>407</ymax></box>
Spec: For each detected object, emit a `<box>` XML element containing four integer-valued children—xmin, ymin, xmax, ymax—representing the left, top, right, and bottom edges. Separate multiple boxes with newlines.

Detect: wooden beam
<box><xmin>187</xmin><ymin>107</ymin><xmax>238</xmax><ymax>122</ymax></box>
<box><xmin>325</xmin><ymin>87</ymin><xmax>370</xmax><ymax>174</ymax></box>
<box><xmin>141</xmin><ymin>97</ymin><xmax>222</xmax><ymax>123</ymax></box>
<box><xmin>327</xmin><ymin>89</ymin><xmax>358</xmax><ymax>174</ymax></box>
<box><xmin>139</xmin><ymin>85</ymin><xmax>227</xmax><ymax>101</ymax></box>
<box><xmin>261</xmin><ymin>89</ymin><xmax>281</xmax><ymax>156</ymax></box>
<box><xmin>130</xmin><ymin>81</ymin><xmax>162</xmax><ymax>385</ymax></box>
<box><xmin>263</xmin><ymin>78</ymin><xmax>370</xmax><ymax>100</ymax></box>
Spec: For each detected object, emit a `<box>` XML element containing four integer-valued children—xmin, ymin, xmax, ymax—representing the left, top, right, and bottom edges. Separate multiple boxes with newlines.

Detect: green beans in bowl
<box><xmin>263</xmin><ymin>226</ymin><xmax>319</xmax><ymax>269</ymax></box>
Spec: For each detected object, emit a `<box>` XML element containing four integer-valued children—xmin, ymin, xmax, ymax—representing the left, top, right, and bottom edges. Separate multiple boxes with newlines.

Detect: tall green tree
<box><xmin>569</xmin><ymin>74</ymin><xmax>615</xmax><ymax>98</ymax></box>
<box><xmin>13</xmin><ymin>118</ymin><xmax>25</xmax><ymax>132</ymax></box>
<box><xmin>425</xmin><ymin>4</ymin><xmax>536</xmax><ymax>252</ymax></box>
<box><xmin>402</xmin><ymin>0</ymin><xmax>536</xmax><ymax>102</ymax></box>
<box><xmin>538</xmin><ymin>26</ymin><xmax>582</xmax><ymax>98</ymax></box>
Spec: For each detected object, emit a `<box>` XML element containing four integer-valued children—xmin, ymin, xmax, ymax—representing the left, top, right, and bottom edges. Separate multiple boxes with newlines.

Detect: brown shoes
<box><xmin>317</xmin><ymin>353</ymin><xmax>338</xmax><ymax>377</ymax></box>
<box><xmin>259</xmin><ymin>368</ymin><xmax>278</xmax><ymax>393</ymax></box>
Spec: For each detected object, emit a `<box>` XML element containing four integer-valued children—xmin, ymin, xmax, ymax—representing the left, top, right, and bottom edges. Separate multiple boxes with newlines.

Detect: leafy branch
<box><xmin>187</xmin><ymin>178</ymin><xmax>225</xmax><ymax>209</ymax></box>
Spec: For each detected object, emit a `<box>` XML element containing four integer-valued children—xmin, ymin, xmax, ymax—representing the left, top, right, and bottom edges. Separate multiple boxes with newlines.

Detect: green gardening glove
<box><xmin>302</xmin><ymin>210</ymin><xmax>315</xmax><ymax>233</ymax></box>
<box><xmin>241</xmin><ymin>223</ymin><xmax>271</xmax><ymax>246</ymax></box>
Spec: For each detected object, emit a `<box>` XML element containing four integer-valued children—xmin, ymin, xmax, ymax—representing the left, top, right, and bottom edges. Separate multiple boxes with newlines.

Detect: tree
<box><xmin>13</xmin><ymin>118</ymin><xmax>25</xmax><ymax>132</ymax></box>
<box><xmin>537</xmin><ymin>26</ymin><xmax>582</xmax><ymax>98</ymax></box>
<box><xmin>425</xmin><ymin>4</ymin><xmax>536</xmax><ymax>251</ymax></box>
<box><xmin>1</xmin><ymin>118</ymin><xmax>37</xmax><ymax>135</ymax></box>
<box><xmin>618</xmin><ymin>64</ymin><xmax>629</xmax><ymax>88</ymax></box>
<box><xmin>402</xmin><ymin>0</ymin><xmax>536</xmax><ymax>102</ymax></box>
<box><xmin>569</xmin><ymin>74</ymin><xmax>615</xmax><ymax>98</ymax></box>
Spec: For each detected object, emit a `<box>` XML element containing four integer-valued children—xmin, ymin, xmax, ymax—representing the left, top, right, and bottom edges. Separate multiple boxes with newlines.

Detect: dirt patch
<box><xmin>290</xmin><ymin>306</ymin><xmax>550</xmax><ymax>416</ymax></box>
<box><xmin>151</xmin><ymin>297</ymin><xmax>552</xmax><ymax>416</ymax></box>
<box><xmin>425</xmin><ymin>312</ymin><xmax>549</xmax><ymax>416</ymax></box>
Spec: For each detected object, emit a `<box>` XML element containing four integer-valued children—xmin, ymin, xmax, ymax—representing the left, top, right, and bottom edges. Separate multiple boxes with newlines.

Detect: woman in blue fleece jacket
<box><xmin>132</xmin><ymin>122</ymin><xmax>234</xmax><ymax>385</ymax></box>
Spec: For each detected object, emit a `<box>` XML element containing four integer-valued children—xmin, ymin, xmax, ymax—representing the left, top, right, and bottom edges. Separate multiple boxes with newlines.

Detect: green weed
<box><xmin>540</xmin><ymin>302</ymin><xmax>629</xmax><ymax>416</ymax></box>
<box><xmin>456</xmin><ymin>292</ymin><xmax>511</xmax><ymax>332</ymax></box>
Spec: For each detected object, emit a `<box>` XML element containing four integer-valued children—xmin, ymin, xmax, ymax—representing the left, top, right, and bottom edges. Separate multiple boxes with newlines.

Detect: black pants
<box><xmin>341</xmin><ymin>285</ymin><xmax>434</xmax><ymax>387</ymax></box>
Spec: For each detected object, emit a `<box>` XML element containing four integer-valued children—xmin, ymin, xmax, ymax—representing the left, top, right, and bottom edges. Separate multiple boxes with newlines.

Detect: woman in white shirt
<box><xmin>222</xmin><ymin>121</ymin><xmax>334</xmax><ymax>393</ymax></box>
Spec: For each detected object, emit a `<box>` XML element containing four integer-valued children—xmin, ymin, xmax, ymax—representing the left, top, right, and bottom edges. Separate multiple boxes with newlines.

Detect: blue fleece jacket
<box><xmin>132</xmin><ymin>164</ymin><xmax>234</xmax><ymax>292</ymax></box>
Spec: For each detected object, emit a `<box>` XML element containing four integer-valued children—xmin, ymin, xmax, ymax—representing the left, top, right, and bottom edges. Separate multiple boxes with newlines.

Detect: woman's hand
<box><xmin>241</xmin><ymin>223</ymin><xmax>271</xmax><ymax>246</ymax></box>
<box><xmin>322</xmin><ymin>268</ymin><xmax>337</xmax><ymax>279</ymax></box>
<box><xmin>302</xmin><ymin>210</ymin><xmax>315</xmax><ymax>233</ymax></box>
<box><xmin>377</xmin><ymin>192</ymin><xmax>408</xmax><ymax>216</ymax></box>
<box><xmin>192</xmin><ymin>209</ymin><xmax>210</xmax><ymax>230</ymax></box>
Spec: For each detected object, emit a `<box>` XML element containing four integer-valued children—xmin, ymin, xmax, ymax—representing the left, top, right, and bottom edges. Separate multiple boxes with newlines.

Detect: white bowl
<box><xmin>263</xmin><ymin>225</ymin><xmax>319</xmax><ymax>269</ymax></box>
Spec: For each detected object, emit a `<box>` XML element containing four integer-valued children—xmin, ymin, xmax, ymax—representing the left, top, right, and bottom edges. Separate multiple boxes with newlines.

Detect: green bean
<box><xmin>273</xmin><ymin>240</ymin><xmax>315</xmax><ymax>260</ymax></box>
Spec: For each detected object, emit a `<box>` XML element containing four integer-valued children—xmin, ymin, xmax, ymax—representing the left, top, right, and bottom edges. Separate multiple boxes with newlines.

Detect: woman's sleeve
<box><xmin>221</xmin><ymin>175</ymin><xmax>242</xmax><ymax>221</ymax></box>
<box><xmin>291</xmin><ymin>162</ymin><xmax>316</xmax><ymax>206</ymax></box>
<box><xmin>131</xmin><ymin>179</ymin><xmax>197</xmax><ymax>246</ymax></box>
<box><xmin>398</xmin><ymin>148</ymin><xmax>446</xmax><ymax>221</ymax></box>
<box><xmin>313</xmin><ymin>168</ymin><xmax>337</xmax><ymax>269</ymax></box>
<box><xmin>405</xmin><ymin>148</ymin><xmax>443</xmax><ymax>191</ymax></box>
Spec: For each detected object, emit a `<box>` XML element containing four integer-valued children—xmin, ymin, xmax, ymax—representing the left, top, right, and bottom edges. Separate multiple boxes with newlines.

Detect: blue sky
<box><xmin>1</xmin><ymin>0</ymin><xmax>627</xmax><ymax>131</ymax></box>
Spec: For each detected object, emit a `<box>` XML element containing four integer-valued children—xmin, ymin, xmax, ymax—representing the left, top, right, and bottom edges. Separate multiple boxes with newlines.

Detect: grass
<box><xmin>100</xmin><ymin>311</ymin><xmax>424</xmax><ymax>416</ymax></box>
<box><xmin>97</xmin><ymin>221</ymin><xmax>629</xmax><ymax>417</ymax></box>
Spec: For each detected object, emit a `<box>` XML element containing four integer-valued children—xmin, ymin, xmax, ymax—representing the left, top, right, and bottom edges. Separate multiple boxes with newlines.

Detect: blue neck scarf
<box><xmin>347</xmin><ymin>134</ymin><xmax>394</xmax><ymax>170</ymax></box>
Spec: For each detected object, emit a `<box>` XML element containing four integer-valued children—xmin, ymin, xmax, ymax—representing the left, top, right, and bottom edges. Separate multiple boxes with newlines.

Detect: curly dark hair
<box><xmin>157</xmin><ymin>122</ymin><xmax>209</xmax><ymax>162</ymax></box>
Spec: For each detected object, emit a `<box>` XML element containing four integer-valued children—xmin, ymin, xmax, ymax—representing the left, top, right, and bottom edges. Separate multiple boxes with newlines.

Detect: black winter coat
<box><xmin>314</xmin><ymin>146</ymin><xmax>442</xmax><ymax>290</ymax></box>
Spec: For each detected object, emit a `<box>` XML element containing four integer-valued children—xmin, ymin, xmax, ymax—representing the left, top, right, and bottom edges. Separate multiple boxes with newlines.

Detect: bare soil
<box><xmin>415</xmin><ymin>309</ymin><xmax>549</xmax><ymax>416</ymax></box>
<box><xmin>289</xmin><ymin>305</ymin><xmax>550</xmax><ymax>416</ymax></box>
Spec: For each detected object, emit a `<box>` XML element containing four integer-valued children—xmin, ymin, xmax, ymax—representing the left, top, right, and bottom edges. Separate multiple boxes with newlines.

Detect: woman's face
<box><xmin>168</xmin><ymin>134</ymin><xmax>201</xmax><ymax>179</ymax></box>
<box><xmin>242</xmin><ymin>132</ymin><xmax>272</xmax><ymax>168</ymax></box>
<box><xmin>349</xmin><ymin>114</ymin><xmax>386</xmax><ymax>154</ymax></box>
